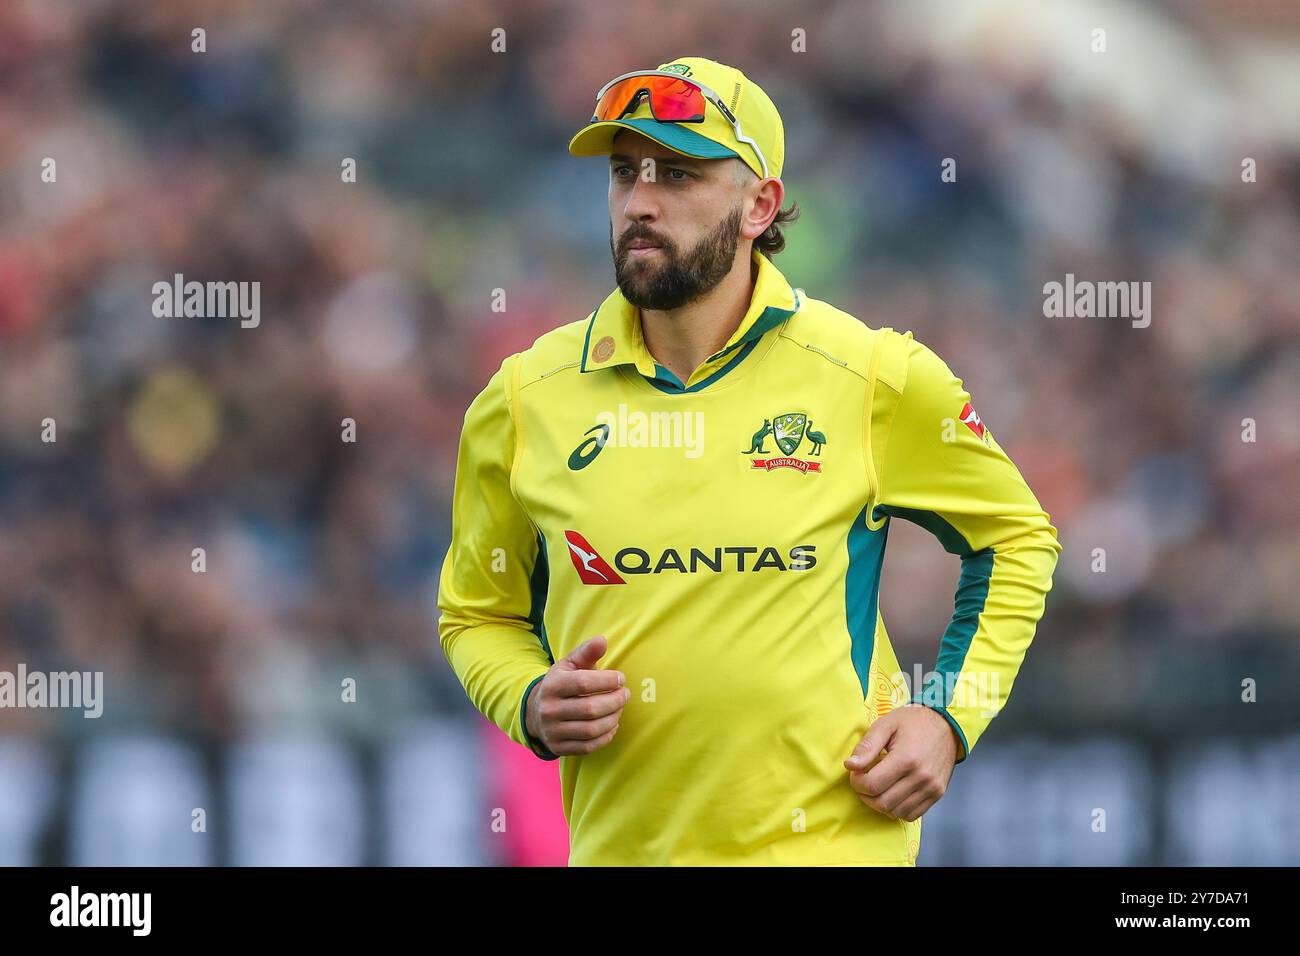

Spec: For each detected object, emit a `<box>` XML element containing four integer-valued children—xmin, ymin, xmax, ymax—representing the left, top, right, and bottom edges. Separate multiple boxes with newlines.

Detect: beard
<box><xmin>610</xmin><ymin>204</ymin><xmax>744</xmax><ymax>311</ymax></box>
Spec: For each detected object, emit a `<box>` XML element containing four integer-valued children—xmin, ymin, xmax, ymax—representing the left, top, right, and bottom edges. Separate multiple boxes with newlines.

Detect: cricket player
<box><xmin>437</xmin><ymin>56</ymin><xmax>1061</xmax><ymax>865</ymax></box>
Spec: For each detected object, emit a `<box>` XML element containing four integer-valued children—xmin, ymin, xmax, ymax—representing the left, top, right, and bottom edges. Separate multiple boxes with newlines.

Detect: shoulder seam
<box><xmin>521</xmin><ymin>359</ymin><xmax>581</xmax><ymax>392</ymax></box>
<box><xmin>506</xmin><ymin>353</ymin><xmax>546</xmax><ymax>541</ymax></box>
<box><xmin>506</xmin><ymin>353</ymin><xmax>525</xmax><ymax>501</ymax></box>
<box><xmin>774</xmin><ymin>329</ymin><xmax>871</xmax><ymax>383</ymax></box>
<box><xmin>863</xmin><ymin>328</ymin><xmax>889</xmax><ymax>504</ymax></box>
<box><xmin>874</xmin><ymin>327</ymin><xmax>905</xmax><ymax>396</ymax></box>
<box><xmin>514</xmin><ymin>312</ymin><xmax>595</xmax><ymax>391</ymax></box>
<box><xmin>871</xmin><ymin>330</ymin><xmax>914</xmax><ymax>506</ymax></box>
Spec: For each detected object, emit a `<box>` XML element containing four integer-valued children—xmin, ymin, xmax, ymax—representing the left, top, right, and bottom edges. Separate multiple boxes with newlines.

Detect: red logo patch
<box><xmin>563</xmin><ymin>530</ymin><xmax>626</xmax><ymax>585</ymax></box>
<box><xmin>959</xmin><ymin>402</ymin><xmax>985</xmax><ymax>439</ymax></box>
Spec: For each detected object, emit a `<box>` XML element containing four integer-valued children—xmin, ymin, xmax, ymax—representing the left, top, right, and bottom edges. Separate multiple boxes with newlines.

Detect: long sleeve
<box><xmin>872</xmin><ymin>331</ymin><xmax>1061</xmax><ymax>763</ymax></box>
<box><xmin>437</xmin><ymin>353</ymin><xmax>558</xmax><ymax>759</ymax></box>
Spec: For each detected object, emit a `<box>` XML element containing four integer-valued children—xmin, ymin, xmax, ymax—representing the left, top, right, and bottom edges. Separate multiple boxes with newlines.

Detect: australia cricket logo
<box><xmin>743</xmin><ymin>412</ymin><xmax>826</xmax><ymax>474</ymax></box>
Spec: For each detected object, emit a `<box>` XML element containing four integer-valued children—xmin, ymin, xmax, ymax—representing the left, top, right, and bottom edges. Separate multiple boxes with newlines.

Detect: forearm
<box><xmin>439</xmin><ymin>614</ymin><xmax>552</xmax><ymax>749</ymax></box>
<box><xmin>915</xmin><ymin>531</ymin><xmax>1059</xmax><ymax>759</ymax></box>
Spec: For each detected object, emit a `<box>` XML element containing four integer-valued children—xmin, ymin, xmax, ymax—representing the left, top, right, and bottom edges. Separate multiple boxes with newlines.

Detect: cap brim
<box><xmin>568</xmin><ymin>118</ymin><xmax>741</xmax><ymax>162</ymax></box>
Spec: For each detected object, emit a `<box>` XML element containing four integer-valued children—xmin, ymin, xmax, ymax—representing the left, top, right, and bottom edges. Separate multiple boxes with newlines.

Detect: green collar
<box><xmin>580</xmin><ymin>247</ymin><xmax>802</xmax><ymax>391</ymax></box>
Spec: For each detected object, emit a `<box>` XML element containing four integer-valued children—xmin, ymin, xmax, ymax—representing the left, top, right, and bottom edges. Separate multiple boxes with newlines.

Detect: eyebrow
<box><xmin>609</xmin><ymin>153</ymin><xmax>705</xmax><ymax>170</ymax></box>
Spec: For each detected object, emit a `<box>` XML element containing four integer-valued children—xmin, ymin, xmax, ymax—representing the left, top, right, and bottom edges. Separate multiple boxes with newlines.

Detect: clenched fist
<box><xmin>843</xmin><ymin>704</ymin><xmax>960</xmax><ymax>822</ymax></box>
<box><xmin>524</xmin><ymin>636</ymin><xmax>630</xmax><ymax>756</ymax></box>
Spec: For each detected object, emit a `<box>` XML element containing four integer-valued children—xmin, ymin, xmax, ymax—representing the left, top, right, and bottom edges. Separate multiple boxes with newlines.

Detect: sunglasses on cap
<box><xmin>591</xmin><ymin>70</ymin><xmax>771</xmax><ymax>179</ymax></box>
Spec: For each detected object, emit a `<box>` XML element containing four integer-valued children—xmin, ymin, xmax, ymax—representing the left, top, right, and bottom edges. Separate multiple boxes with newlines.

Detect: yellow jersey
<box><xmin>437</xmin><ymin>248</ymin><xmax>1060</xmax><ymax>865</ymax></box>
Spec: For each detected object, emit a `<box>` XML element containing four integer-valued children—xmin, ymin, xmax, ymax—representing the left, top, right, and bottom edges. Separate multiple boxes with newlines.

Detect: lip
<box><xmin>626</xmin><ymin>239</ymin><xmax>662</xmax><ymax>258</ymax></box>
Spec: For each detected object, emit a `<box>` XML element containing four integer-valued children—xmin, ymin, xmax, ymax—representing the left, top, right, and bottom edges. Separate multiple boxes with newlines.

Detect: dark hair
<box><xmin>754</xmin><ymin>201</ymin><xmax>799</xmax><ymax>259</ymax></box>
<box><xmin>734</xmin><ymin>158</ymin><xmax>798</xmax><ymax>258</ymax></box>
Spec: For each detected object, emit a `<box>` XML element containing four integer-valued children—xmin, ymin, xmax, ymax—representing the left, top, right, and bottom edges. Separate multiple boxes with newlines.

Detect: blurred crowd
<box><xmin>1</xmin><ymin>0</ymin><xmax>1297</xmax><ymax>759</ymax></box>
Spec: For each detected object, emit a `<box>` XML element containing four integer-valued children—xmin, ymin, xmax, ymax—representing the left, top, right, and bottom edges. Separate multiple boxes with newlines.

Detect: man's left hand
<box><xmin>843</xmin><ymin>705</ymin><xmax>960</xmax><ymax>822</ymax></box>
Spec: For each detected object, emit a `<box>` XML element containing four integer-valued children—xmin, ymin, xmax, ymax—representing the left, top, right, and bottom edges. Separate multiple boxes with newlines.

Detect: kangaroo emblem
<box><xmin>743</xmin><ymin>412</ymin><xmax>828</xmax><ymax>472</ymax></box>
<box><xmin>805</xmin><ymin>421</ymin><xmax>827</xmax><ymax>456</ymax></box>
<box><xmin>744</xmin><ymin>419</ymin><xmax>772</xmax><ymax>454</ymax></box>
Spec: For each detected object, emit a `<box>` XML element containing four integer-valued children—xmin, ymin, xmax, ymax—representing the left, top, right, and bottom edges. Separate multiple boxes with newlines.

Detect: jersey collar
<box><xmin>579</xmin><ymin>246</ymin><xmax>802</xmax><ymax>391</ymax></box>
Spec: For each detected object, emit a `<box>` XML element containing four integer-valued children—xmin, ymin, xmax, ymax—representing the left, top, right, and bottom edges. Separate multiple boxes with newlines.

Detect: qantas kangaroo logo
<box><xmin>959</xmin><ymin>401</ymin><xmax>988</xmax><ymax>441</ymax></box>
<box><xmin>563</xmin><ymin>531</ymin><xmax>626</xmax><ymax>585</ymax></box>
<box><xmin>564</xmin><ymin>529</ymin><xmax>816</xmax><ymax>581</ymax></box>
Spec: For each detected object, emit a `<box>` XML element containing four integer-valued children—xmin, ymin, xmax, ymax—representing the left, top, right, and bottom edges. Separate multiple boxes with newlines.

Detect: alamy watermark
<box><xmin>0</xmin><ymin>665</ymin><xmax>103</xmax><ymax>718</ymax></box>
<box><xmin>594</xmin><ymin>403</ymin><xmax>704</xmax><ymax>458</ymax></box>
<box><xmin>50</xmin><ymin>886</ymin><xmax>150</xmax><ymax>936</ymax></box>
<box><xmin>892</xmin><ymin>664</ymin><xmax>1002</xmax><ymax>719</ymax></box>
<box><xmin>152</xmin><ymin>273</ymin><xmax>260</xmax><ymax>327</ymax></box>
<box><xmin>1043</xmin><ymin>273</ymin><xmax>1151</xmax><ymax>328</ymax></box>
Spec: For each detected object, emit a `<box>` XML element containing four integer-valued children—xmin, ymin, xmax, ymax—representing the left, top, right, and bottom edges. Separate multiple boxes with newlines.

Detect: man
<box><xmin>437</xmin><ymin>56</ymin><xmax>1061</xmax><ymax>865</ymax></box>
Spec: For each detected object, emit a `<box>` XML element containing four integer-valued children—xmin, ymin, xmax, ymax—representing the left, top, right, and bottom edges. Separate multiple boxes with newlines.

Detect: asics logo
<box><xmin>567</xmin><ymin>424</ymin><xmax>610</xmax><ymax>471</ymax></box>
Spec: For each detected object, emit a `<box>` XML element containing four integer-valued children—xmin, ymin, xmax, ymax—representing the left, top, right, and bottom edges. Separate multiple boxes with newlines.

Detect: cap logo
<box><xmin>661</xmin><ymin>63</ymin><xmax>692</xmax><ymax>76</ymax></box>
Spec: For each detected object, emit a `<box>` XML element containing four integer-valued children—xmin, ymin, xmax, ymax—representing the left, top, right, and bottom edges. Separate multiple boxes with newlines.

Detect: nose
<box><xmin>621</xmin><ymin>168</ymin><xmax>660</xmax><ymax>224</ymax></box>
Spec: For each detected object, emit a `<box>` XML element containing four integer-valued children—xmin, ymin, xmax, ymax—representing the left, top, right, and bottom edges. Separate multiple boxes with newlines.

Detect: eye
<box><xmin>666</xmin><ymin>168</ymin><xmax>691</xmax><ymax>181</ymax></box>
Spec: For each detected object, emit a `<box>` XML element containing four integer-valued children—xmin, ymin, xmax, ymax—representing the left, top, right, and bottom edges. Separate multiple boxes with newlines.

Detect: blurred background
<box><xmin>1</xmin><ymin>0</ymin><xmax>1298</xmax><ymax>866</ymax></box>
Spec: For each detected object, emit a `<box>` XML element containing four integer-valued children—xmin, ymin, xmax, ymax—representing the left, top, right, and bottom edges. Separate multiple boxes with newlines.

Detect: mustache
<box><xmin>618</xmin><ymin>229</ymin><xmax>671</xmax><ymax>252</ymax></box>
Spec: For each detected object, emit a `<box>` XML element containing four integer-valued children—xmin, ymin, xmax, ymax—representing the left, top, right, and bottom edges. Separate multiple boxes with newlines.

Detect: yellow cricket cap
<box><xmin>567</xmin><ymin>56</ymin><xmax>784</xmax><ymax>181</ymax></box>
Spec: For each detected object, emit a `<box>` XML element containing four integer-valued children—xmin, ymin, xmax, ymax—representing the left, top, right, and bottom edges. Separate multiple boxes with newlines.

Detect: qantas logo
<box><xmin>959</xmin><ymin>401</ymin><xmax>987</xmax><ymax>440</ymax></box>
<box><xmin>564</xmin><ymin>530</ymin><xmax>626</xmax><ymax>584</ymax></box>
<box><xmin>564</xmin><ymin>530</ymin><xmax>816</xmax><ymax>582</ymax></box>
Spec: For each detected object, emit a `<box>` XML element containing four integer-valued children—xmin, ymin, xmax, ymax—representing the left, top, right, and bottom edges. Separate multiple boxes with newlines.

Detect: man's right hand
<box><xmin>524</xmin><ymin>636</ymin><xmax>629</xmax><ymax>756</ymax></box>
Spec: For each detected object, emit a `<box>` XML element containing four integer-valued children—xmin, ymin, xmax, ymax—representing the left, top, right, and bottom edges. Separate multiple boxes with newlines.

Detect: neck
<box><xmin>639</xmin><ymin>250</ymin><xmax>758</xmax><ymax>385</ymax></box>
